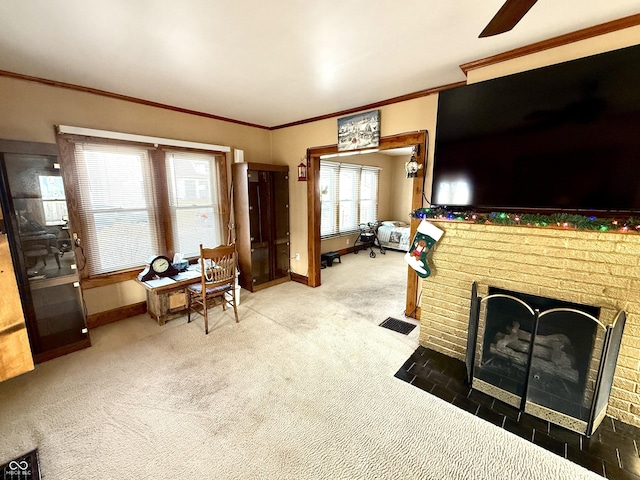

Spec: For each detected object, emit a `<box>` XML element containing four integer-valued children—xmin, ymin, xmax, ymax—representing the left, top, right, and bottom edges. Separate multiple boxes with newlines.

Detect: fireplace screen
<box><xmin>474</xmin><ymin>294</ymin><xmax>536</xmax><ymax>406</ymax></box>
<box><xmin>466</xmin><ymin>283</ymin><xmax>625</xmax><ymax>436</ymax></box>
<box><xmin>527</xmin><ymin>309</ymin><xmax>599</xmax><ymax>422</ymax></box>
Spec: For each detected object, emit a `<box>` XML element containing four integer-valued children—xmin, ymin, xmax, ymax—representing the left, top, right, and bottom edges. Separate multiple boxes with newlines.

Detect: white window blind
<box><xmin>320</xmin><ymin>160</ymin><xmax>380</xmax><ymax>238</ymax></box>
<box><xmin>165</xmin><ymin>150</ymin><xmax>224</xmax><ymax>258</ymax></box>
<box><xmin>320</xmin><ymin>161</ymin><xmax>339</xmax><ymax>237</ymax></box>
<box><xmin>360</xmin><ymin>166</ymin><xmax>379</xmax><ymax>225</ymax></box>
<box><xmin>74</xmin><ymin>142</ymin><xmax>162</xmax><ymax>276</ymax></box>
<box><xmin>339</xmin><ymin>164</ymin><xmax>359</xmax><ymax>233</ymax></box>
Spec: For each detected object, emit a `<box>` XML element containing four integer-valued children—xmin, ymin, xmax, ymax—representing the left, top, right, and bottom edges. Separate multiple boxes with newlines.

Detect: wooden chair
<box><xmin>186</xmin><ymin>244</ymin><xmax>238</xmax><ymax>334</ymax></box>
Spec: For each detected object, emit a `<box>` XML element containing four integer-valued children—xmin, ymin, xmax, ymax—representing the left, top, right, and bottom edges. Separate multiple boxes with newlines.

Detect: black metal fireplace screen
<box><xmin>465</xmin><ymin>282</ymin><xmax>626</xmax><ymax>436</ymax></box>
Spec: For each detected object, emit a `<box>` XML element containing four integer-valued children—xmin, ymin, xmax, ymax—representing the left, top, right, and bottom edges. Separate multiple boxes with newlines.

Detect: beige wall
<box><xmin>388</xmin><ymin>153</ymin><xmax>414</xmax><ymax>221</ymax></box>
<box><xmin>0</xmin><ymin>76</ymin><xmax>272</xmax><ymax>314</ymax></box>
<box><xmin>271</xmin><ymin>96</ymin><xmax>438</xmax><ymax>274</ymax></box>
<box><xmin>0</xmin><ymin>76</ymin><xmax>272</xmax><ymax>156</ymax></box>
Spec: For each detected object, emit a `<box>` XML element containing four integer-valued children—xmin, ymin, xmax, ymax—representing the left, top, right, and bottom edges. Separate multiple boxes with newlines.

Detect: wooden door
<box><xmin>0</xmin><ymin>234</ymin><xmax>34</xmax><ymax>382</ymax></box>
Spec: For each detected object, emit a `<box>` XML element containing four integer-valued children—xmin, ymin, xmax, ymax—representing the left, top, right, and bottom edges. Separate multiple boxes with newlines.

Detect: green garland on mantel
<box><xmin>410</xmin><ymin>207</ymin><xmax>640</xmax><ymax>233</ymax></box>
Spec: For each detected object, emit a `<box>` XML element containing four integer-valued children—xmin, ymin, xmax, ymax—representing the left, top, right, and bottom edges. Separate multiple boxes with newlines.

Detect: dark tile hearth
<box><xmin>395</xmin><ymin>346</ymin><xmax>640</xmax><ymax>480</ymax></box>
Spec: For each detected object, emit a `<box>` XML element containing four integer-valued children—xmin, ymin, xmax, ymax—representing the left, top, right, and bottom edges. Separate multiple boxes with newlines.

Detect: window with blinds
<box><xmin>74</xmin><ymin>143</ymin><xmax>162</xmax><ymax>276</ymax></box>
<box><xmin>165</xmin><ymin>150</ymin><xmax>224</xmax><ymax>258</ymax></box>
<box><xmin>320</xmin><ymin>160</ymin><xmax>379</xmax><ymax>238</ymax></box>
<box><xmin>66</xmin><ymin>140</ymin><xmax>228</xmax><ymax>278</ymax></box>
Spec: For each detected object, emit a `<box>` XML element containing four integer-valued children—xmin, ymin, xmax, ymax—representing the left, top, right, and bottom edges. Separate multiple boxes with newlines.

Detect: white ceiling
<box><xmin>0</xmin><ymin>1</ymin><xmax>638</xmax><ymax>128</ymax></box>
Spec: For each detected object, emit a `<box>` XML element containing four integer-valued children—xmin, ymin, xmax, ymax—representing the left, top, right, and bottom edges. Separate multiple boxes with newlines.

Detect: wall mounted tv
<box><xmin>432</xmin><ymin>43</ymin><xmax>640</xmax><ymax>216</ymax></box>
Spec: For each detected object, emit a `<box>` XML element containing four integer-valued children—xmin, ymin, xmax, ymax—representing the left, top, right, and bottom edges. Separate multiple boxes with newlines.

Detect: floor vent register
<box><xmin>379</xmin><ymin>317</ymin><xmax>416</xmax><ymax>335</ymax></box>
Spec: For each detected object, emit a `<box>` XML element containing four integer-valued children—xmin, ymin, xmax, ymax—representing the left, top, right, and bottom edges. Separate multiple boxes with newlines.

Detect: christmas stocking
<box><xmin>404</xmin><ymin>220</ymin><xmax>444</xmax><ymax>278</ymax></box>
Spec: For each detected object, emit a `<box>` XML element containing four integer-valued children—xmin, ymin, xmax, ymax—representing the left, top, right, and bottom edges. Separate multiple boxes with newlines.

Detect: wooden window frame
<box><xmin>56</xmin><ymin>134</ymin><xmax>230</xmax><ymax>289</ymax></box>
<box><xmin>307</xmin><ymin>131</ymin><xmax>428</xmax><ymax>319</ymax></box>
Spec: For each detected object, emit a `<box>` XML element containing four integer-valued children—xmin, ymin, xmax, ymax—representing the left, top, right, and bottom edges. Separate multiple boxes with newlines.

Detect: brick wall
<box><xmin>419</xmin><ymin>220</ymin><xmax>640</xmax><ymax>426</ymax></box>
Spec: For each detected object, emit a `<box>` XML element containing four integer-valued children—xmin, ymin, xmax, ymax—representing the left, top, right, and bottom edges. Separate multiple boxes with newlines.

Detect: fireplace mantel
<box><xmin>419</xmin><ymin>220</ymin><xmax>640</xmax><ymax>427</ymax></box>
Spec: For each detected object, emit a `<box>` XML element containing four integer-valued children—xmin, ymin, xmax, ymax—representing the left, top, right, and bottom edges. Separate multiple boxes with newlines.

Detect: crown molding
<box><xmin>460</xmin><ymin>13</ymin><xmax>640</xmax><ymax>76</ymax></box>
<box><xmin>0</xmin><ymin>69</ymin><xmax>269</xmax><ymax>130</ymax></box>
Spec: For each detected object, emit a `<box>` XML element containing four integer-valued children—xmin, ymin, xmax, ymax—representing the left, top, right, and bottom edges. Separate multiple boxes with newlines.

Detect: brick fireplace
<box><xmin>418</xmin><ymin>221</ymin><xmax>640</xmax><ymax>427</ymax></box>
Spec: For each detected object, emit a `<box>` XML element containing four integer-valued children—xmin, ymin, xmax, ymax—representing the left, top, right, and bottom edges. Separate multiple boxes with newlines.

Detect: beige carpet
<box><xmin>0</xmin><ymin>251</ymin><xmax>600</xmax><ymax>479</ymax></box>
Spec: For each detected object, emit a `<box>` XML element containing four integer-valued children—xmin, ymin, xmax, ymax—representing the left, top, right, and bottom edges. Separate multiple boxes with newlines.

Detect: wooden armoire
<box><xmin>232</xmin><ymin>162</ymin><xmax>290</xmax><ymax>292</ymax></box>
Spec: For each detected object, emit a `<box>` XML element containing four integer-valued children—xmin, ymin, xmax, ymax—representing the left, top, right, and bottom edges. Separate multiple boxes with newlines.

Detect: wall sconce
<box><xmin>298</xmin><ymin>158</ymin><xmax>307</xmax><ymax>182</ymax></box>
<box><xmin>405</xmin><ymin>146</ymin><xmax>422</xmax><ymax>178</ymax></box>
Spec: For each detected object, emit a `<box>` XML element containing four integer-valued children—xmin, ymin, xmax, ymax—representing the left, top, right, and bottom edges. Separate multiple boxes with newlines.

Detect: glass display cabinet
<box><xmin>0</xmin><ymin>140</ymin><xmax>89</xmax><ymax>364</ymax></box>
<box><xmin>232</xmin><ymin>162</ymin><xmax>290</xmax><ymax>292</ymax></box>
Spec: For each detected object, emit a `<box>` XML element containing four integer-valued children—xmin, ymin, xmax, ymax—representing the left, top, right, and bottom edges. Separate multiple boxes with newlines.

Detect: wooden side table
<box><xmin>136</xmin><ymin>274</ymin><xmax>200</xmax><ymax>325</ymax></box>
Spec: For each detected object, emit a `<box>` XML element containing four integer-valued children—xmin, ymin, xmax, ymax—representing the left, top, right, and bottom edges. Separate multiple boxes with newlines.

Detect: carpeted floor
<box><xmin>0</xmin><ymin>250</ymin><xmax>601</xmax><ymax>479</ymax></box>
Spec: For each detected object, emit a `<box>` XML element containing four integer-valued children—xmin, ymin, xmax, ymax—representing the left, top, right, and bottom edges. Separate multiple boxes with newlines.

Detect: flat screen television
<box><xmin>432</xmin><ymin>43</ymin><xmax>640</xmax><ymax>216</ymax></box>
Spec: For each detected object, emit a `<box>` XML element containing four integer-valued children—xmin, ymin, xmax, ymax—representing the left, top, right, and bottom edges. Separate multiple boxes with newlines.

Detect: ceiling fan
<box><xmin>479</xmin><ymin>0</ymin><xmax>539</xmax><ymax>37</ymax></box>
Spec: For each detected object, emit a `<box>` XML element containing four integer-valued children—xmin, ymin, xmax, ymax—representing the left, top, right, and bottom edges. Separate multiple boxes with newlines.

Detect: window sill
<box><xmin>321</xmin><ymin>230</ymin><xmax>360</xmax><ymax>240</ymax></box>
<box><xmin>81</xmin><ymin>269</ymin><xmax>141</xmax><ymax>289</ymax></box>
<box><xmin>81</xmin><ymin>258</ymin><xmax>199</xmax><ymax>290</ymax></box>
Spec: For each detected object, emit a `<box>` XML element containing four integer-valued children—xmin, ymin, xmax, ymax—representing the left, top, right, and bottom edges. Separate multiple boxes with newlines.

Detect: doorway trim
<box><xmin>306</xmin><ymin>130</ymin><xmax>428</xmax><ymax>319</ymax></box>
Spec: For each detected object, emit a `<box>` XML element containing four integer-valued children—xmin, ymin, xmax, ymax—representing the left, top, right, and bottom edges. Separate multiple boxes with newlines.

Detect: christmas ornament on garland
<box><xmin>410</xmin><ymin>207</ymin><xmax>640</xmax><ymax>233</ymax></box>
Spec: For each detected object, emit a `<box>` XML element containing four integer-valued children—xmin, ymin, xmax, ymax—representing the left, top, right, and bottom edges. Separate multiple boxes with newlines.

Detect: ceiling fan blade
<box><xmin>479</xmin><ymin>0</ymin><xmax>539</xmax><ymax>38</ymax></box>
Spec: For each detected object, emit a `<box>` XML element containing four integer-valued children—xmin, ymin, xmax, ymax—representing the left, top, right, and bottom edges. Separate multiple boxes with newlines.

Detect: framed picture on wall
<box><xmin>337</xmin><ymin>110</ymin><xmax>380</xmax><ymax>151</ymax></box>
